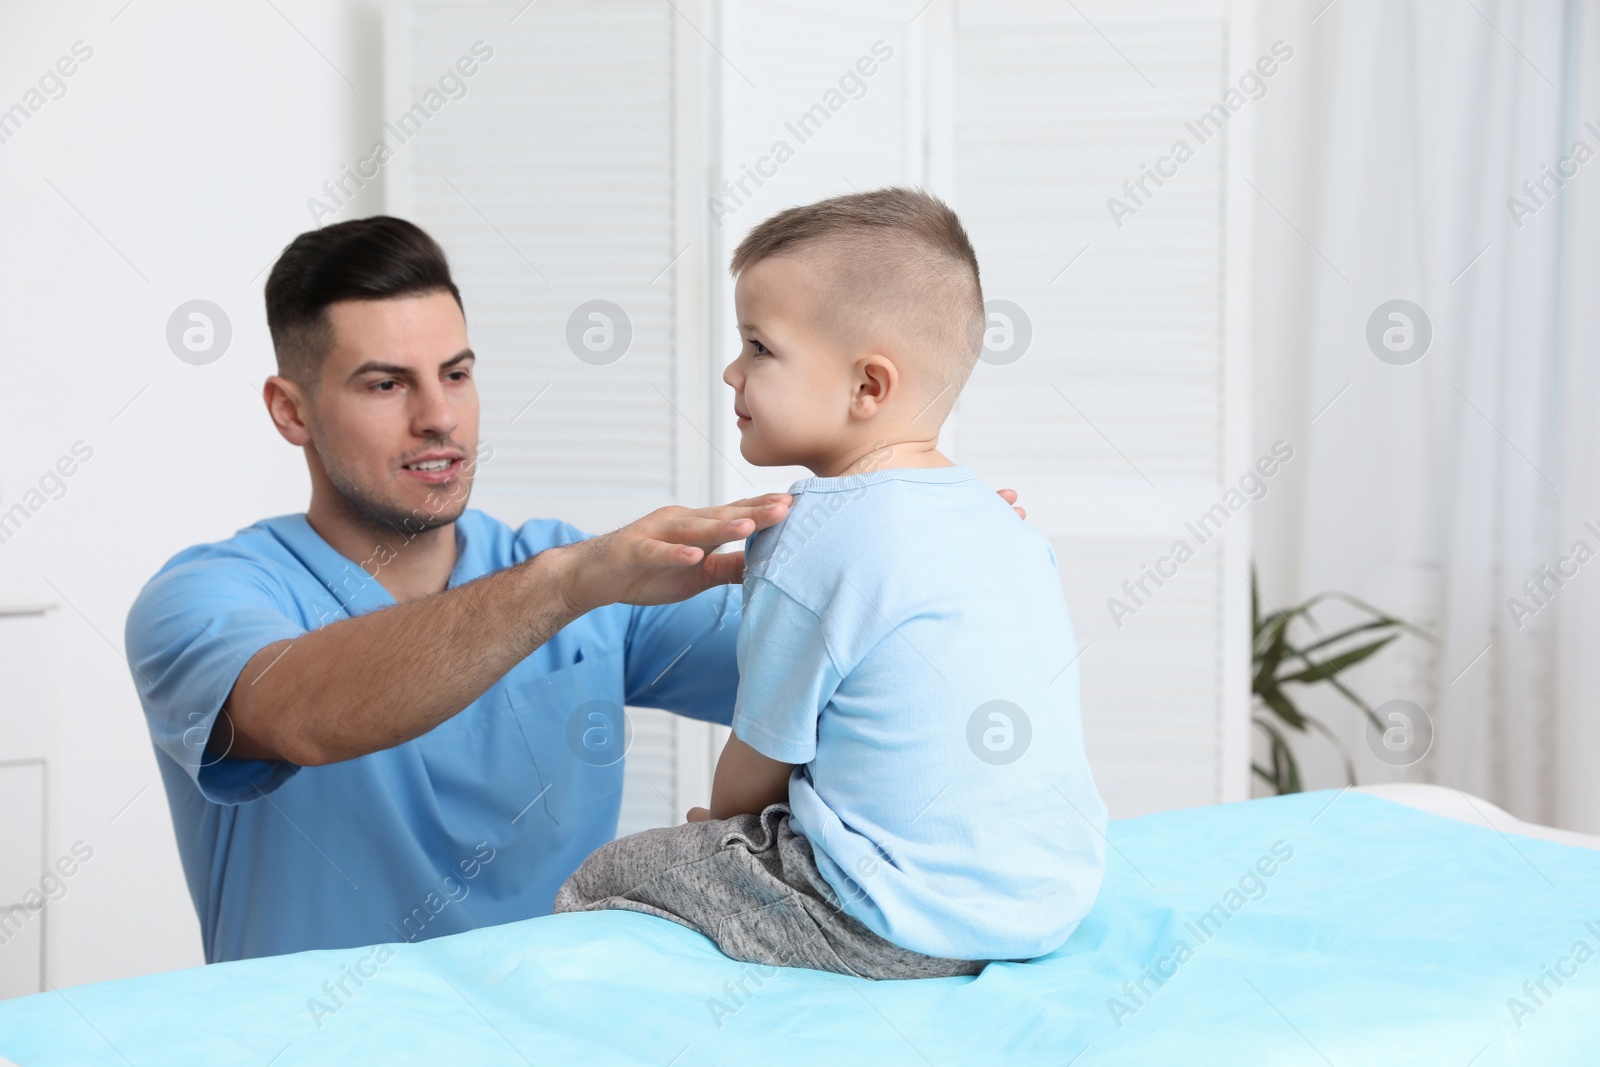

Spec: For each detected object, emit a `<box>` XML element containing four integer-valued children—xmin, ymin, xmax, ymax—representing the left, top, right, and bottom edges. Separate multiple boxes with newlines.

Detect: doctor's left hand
<box><xmin>553</xmin><ymin>494</ymin><xmax>793</xmax><ymax>615</ymax></box>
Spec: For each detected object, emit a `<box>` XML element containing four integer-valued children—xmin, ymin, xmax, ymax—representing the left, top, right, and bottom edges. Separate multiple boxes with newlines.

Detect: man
<box><xmin>125</xmin><ymin>216</ymin><xmax>1023</xmax><ymax>963</ymax></box>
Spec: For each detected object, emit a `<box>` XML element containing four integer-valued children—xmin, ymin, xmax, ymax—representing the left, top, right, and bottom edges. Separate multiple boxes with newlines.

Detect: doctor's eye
<box><xmin>371</xmin><ymin>379</ymin><xmax>402</xmax><ymax>393</ymax></box>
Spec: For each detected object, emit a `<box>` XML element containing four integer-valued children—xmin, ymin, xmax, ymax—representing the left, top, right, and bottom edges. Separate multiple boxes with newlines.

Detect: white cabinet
<box><xmin>0</xmin><ymin>603</ymin><xmax>55</xmax><ymax>999</ymax></box>
<box><xmin>0</xmin><ymin>762</ymin><xmax>44</xmax><ymax>1000</ymax></box>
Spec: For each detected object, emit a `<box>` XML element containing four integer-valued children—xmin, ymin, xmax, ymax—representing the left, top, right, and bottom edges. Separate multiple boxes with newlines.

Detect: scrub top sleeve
<box><xmin>622</xmin><ymin>584</ymin><xmax>740</xmax><ymax>726</ymax></box>
<box><xmin>125</xmin><ymin>556</ymin><xmax>309</xmax><ymax>805</ymax></box>
<box><xmin>729</xmin><ymin>579</ymin><xmax>840</xmax><ymax>765</ymax></box>
<box><xmin>515</xmin><ymin>518</ymin><xmax>593</xmax><ymax>559</ymax></box>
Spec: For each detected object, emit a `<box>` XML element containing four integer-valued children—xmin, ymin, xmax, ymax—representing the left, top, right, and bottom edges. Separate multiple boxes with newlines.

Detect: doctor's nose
<box><xmin>412</xmin><ymin>380</ymin><xmax>460</xmax><ymax>439</ymax></box>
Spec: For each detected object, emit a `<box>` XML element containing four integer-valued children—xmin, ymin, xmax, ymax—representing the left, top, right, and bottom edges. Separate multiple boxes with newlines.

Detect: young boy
<box><xmin>554</xmin><ymin>188</ymin><xmax>1107</xmax><ymax>980</ymax></box>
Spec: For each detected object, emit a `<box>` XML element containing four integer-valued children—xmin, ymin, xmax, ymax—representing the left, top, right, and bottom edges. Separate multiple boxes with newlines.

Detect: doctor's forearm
<box><xmin>216</xmin><ymin>498</ymin><xmax>784</xmax><ymax>766</ymax></box>
<box><xmin>219</xmin><ymin>545</ymin><xmax>583</xmax><ymax>766</ymax></box>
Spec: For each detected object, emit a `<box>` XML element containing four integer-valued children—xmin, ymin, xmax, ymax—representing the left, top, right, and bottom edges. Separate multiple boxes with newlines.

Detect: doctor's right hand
<box><xmin>550</xmin><ymin>493</ymin><xmax>792</xmax><ymax>615</ymax></box>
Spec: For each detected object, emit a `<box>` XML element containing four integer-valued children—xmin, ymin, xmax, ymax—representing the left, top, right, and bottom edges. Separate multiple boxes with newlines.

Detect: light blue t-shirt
<box><xmin>733</xmin><ymin>465</ymin><xmax>1107</xmax><ymax>961</ymax></box>
<box><xmin>125</xmin><ymin>508</ymin><xmax>741</xmax><ymax>963</ymax></box>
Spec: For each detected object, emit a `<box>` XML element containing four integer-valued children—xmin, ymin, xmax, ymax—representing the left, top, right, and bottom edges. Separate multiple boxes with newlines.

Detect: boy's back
<box><xmin>556</xmin><ymin>187</ymin><xmax>1108</xmax><ymax>979</ymax></box>
<box><xmin>736</xmin><ymin>465</ymin><xmax>1107</xmax><ymax>960</ymax></box>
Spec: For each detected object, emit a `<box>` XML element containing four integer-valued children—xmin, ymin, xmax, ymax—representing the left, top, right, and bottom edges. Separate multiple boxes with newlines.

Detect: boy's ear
<box><xmin>851</xmin><ymin>354</ymin><xmax>897</xmax><ymax>417</ymax></box>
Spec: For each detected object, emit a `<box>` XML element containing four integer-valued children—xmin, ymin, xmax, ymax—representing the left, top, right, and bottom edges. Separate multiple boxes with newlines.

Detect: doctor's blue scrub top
<box><xmin>124</xmin><ymin>508</ymin><xmax>740</xmax><ymax>963</ymax></box>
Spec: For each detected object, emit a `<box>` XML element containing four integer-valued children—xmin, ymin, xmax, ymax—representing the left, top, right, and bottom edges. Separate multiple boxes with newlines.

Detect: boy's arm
<box><xmin>686</xmin><ymin>733</ymin><xmax>795</xmax><ymax>822</ymax></box>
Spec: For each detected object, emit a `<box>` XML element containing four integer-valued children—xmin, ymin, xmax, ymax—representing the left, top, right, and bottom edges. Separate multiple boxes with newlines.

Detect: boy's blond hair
<box><xmin>730</xmin><ymin>188</ymin><xmax>985</xmax><ymax>426</ymax></box>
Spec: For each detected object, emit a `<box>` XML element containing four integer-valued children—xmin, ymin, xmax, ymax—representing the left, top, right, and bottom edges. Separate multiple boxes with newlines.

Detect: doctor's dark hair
<box><xmin>264</xmin><ymin>216</ymin><xmax>463</xmax><ymax>391</ymax></box>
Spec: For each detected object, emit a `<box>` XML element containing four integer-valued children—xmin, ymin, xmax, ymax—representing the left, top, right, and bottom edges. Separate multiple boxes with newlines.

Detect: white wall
<box><xmin>0</xmin><ymin>0</ymin><xmax>383</xmax><ymax>986</ymax></box>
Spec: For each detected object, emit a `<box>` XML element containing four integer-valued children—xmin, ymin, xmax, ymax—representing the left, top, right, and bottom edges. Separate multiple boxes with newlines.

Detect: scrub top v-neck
<box><xmin>125</xmin><ymin>508</ymin><xmax>741</xmax><ymax>963</ymax></box>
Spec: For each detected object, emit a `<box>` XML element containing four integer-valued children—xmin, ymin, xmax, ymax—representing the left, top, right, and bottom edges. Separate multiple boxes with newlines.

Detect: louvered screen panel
<box><xmin>616</xmin><ymin>708</ymin><xmax>679</xmax><ymax>836</ymax></box>
<box><xmin>390</xmin><ymin>1</ymin><xmax>688</xmax><ymax>836</ymax></box>
<box><xmin>952</xmin><ymin>0</ymin><xmax>1247</xmax><ymax>817</ymax></box>
<box><xmin>711</xmin><ymin>0</ymin><xmax>921</xmax><ymax>494</ymax></box>
<box><xmin>393</xmin><ymin>0</ymin><xmax>678</xmax><ymax>513</ymax></box>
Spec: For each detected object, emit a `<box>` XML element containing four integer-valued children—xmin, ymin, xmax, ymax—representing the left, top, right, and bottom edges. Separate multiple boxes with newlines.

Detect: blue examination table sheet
<box><xmin>2</xmin><ymin>790</ymin><xmax>1597</xmax><ymax>1065</ymax></box>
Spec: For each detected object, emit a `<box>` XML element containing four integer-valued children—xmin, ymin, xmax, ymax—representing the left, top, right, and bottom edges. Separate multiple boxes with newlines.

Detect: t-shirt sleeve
<box><xmin>624</xmin><ymin>584</ymin><xmax>741</xmax><ymax>726</ymax></box>
<box><xmin>124</xmin><ymin>554</ymin><xmax>311</xmax><ymax>805</ymax></box>
<box><xmin>729</xmin><ymin>578</ymin><xmax>840</xmax><ymax>765</ymax></box>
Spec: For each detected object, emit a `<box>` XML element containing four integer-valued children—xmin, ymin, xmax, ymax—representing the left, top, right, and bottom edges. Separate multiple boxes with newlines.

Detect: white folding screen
<box><xmin>384</xmin><ymin>0</ymin><xmax>716</xmax><ymax>835</ymax></box>
<box><xmin>708</xmin><ymin>1</ymin><xmax>930</xmax><ymax>498</ymax></box>
<box><xmin>709</xmin><ymin>0</ymin><xmax>1253</xmax><ymax>818</ymax></box>
<box><xmin>389</xmin><ymin>0</ymin><xmax>1251</xmax><ymax>828</ymax></box>
<box><xmin>944</xmin><ymin>0</ymin><xmax>1254</xmax><ymax>817</ymax></box>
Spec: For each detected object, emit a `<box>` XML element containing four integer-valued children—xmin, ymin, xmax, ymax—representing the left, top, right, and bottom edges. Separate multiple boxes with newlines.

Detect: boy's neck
<box><xmin>810</xmin><ymin>441</ymin><xmax>955</xmax><ymax>479</ymax></box>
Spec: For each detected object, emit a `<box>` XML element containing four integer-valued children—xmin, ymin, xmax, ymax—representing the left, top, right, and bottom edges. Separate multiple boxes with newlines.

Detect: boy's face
<box><xmin>723</xmin><ymin>254</ymin><xmax>857</xmax><ymax>469</ymax></box>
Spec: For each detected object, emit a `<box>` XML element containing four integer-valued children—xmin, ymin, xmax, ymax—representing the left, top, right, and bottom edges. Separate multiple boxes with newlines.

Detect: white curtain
<box><xmin>1254</xmin><ymin>0</ymin><xmax>1600</xmax><ymax>831</ymax></box>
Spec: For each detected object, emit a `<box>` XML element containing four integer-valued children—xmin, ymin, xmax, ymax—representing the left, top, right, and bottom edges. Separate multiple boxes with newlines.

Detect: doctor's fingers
<box><xmin>699</xmin><ymin>496</ymin><xmax>791</xmax><ymax>531</ymax></box>
<box><xmin>649</xmin><ymin>507</ymin><xmax>777</xmax><ymax>548</ymax></box>
<box><xmin>623</xmin><ymin>536</ymin><xmax>743</xmax><ymax>590</ymax></box>
<box><xmin>694</xmin><ymin>546</ymin><xmax>745</xmax><ymax>587</ymax></box>
<box><xmin>634</xmin><ymin>543</ymin><xmax>744</xmax><ymax>591</ymax></box>
<box><xmin>628</xmin><ymin>536</ymin><xmax>709</xmax><ymax>567</ymax></box>
<box><xmin>718</xmin><ymin>492</ymin><xmax>793</xmax><ymax>511</ymax></box>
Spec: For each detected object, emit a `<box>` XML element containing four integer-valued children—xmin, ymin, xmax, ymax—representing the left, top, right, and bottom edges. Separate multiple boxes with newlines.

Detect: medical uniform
<box><xmin>124</xmin><ymin>509</ymin><xmax>740</xmax><ymax>963</ymax></box>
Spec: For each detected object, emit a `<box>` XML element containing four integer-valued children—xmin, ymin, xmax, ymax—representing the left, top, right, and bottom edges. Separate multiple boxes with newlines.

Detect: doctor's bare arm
<box><xmin>212</xmin><ymin>496</ymin><xmax>791</xmax><ymax>767</ymax></box>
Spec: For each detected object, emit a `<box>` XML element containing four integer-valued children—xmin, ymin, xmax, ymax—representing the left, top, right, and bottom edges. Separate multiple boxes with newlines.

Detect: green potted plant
<box><xmin>1251</xmin><ymin>568</ymin><xmax>1434</xmax><ymax>795</ymax></box>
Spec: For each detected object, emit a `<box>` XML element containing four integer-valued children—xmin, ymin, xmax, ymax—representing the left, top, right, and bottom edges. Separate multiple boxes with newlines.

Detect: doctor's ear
<box><xmin>262</xmin><ymin>375</ymin><xmax>314</xmax><ymax>447</ymax></box>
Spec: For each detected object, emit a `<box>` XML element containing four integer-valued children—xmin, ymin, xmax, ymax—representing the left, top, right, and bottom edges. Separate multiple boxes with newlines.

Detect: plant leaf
<box><xmin>1292</xmin><ymin>590</ymin><xmax>1436</xmax><ymax>643</ymax></box>
<box><xmin>1254</xmin><ymin>617</ymin><xmax>1293</xmax><ymax>691</ymax></box>
<box><xmin>1251</xmin><ymin>564</ymin><xmax>1261</xmax><ymax>636</ymax></box>
<box><xmin>1253</xmin><ymin>611</ymin><xmax>1288</xmax><ymax>661</ymax></box>
<box><xmin>1248</xmin><ymin>571</ymin><xmax>1425</xmax><ymax>795</ymax></box>
<box><xmin>1297</xmin><ymin>618</ymin><xmax>1400</xmax><ymax>657</ymax></box>
<box><xmin>1300</xmin><ymin>712</ymin><xmax>1358</xmax><ymax>786</ymax></box>
<box><xmin>1277</xmin><ymin>732</ymin><xmax>1301</xmax><ymax>794</ymax></box>
<box><xmin>1278</xmin><ymin>634</ymin><xmax>1399</xmax><ymax>685</ymax></box>
<box><xmin>1253</xmin><ymin>715</ymin><xmax>1302</xmax><ymax>795</ymax></box>
<box><xmin>1258</xmin><ymin>687</ymin><xmax>1308</xmax><ymax>731</ymax></box>
<box><xmin>1318</xmin><ymin>674</ymin><xmax>1387</xmax><ymax>735</ymax></box>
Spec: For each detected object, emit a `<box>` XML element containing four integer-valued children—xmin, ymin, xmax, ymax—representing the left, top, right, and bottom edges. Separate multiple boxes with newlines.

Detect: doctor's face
<box><xmin>303</xmin><ymin>291</ymin><xmax>481</xmax><ymax>533</ymax></box>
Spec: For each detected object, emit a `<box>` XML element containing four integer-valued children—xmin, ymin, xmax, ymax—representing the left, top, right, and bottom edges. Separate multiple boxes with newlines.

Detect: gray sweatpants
<box><xmin>553</xmin><ymin>803</ymin><xmax>987</xmax><ymax>980</ymax></box>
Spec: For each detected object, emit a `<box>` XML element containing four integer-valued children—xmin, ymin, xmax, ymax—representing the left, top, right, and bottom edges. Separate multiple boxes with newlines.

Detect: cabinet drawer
<box><xmin>0</xmin><ymin>901</ymin><xmax>42</xmax><ymax>1000</ymax></box>
<box><xmin>0</xmin><ymin>612</ymin><xmax>55</xmax><ymax>761</ymax></box>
